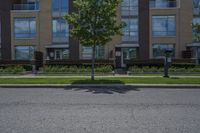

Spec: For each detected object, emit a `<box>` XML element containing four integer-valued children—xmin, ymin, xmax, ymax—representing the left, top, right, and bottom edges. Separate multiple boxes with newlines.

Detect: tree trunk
<box><xmin>91</xmin><ymin>45</ymin><xmax>96</xmax><ymax>80</ymax></box>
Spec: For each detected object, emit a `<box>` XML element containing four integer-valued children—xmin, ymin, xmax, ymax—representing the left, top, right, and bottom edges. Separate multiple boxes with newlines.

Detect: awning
<box><xmin>187</xmin><ymin>43</ymin><xmax>200</xmax><ymax>47</ymax></box>
<box><xmin>45</xmin><ymin>45</ymin><xmax>69</xmax><ymax>48</ymax></box>
<box><xmin>115</xmin><ymin>44</ymin><xmax>139</xmax><ymax>48</ymax></box>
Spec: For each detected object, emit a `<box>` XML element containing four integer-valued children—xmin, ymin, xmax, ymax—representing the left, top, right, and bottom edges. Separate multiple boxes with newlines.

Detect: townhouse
<box><xmin>0</xmin><ymin>0</ymin><xmax>199</xmax><ymax>67</ymax></box>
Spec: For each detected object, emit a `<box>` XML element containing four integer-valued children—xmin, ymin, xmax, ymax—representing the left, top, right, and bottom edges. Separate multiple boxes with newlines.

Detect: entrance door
<box><xmin>55</xmin><ymin>50</ymin><xmax>62</xmax><ymax>60</ymax></box>
<box><xmin>121</xmin><ymin>48</ymin><xmax>137</xmax><ymax>68</ymax></box>
<box><xmin>121</xmin><ymin>49</ymin><xmax>128</xmax><ymax>67</ymax></box>
<box><xmin>198</xmin><ymin>47</ymin><xmax>200</xmax><ymax>64</ymax></box>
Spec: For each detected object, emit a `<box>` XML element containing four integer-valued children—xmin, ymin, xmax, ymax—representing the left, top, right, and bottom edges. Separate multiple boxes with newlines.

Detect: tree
<box><xmin>65</xmin><ymin>0</ymin><xmax>124</xmax><ymax>80</ymax></box>
<box><xmin>193</xmin><ymin>5</ymin><xmax>200</xmax><ymax>42</ymax></box>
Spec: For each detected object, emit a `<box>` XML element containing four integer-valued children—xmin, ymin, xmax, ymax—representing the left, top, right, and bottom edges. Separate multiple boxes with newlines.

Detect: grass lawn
<box><xmin>1</xmin><ymin>73</ymin><xmax>200</xmax><ymax>76</ymax></box>
<box><xmin>0</xmin><ymin>77</ymin><xmax>200</xmax><ymax>84</ymax></box>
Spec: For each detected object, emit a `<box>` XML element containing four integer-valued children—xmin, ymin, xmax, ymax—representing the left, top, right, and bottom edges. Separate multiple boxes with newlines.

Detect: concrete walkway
<box><xmin>0</xmin><ymin>75</ymin><xmax>200</xmax><ymax>78</ymax></box>
<box><xmin>0</xmin><ymin>84</ymin><xmax>200</xmax><ymax>88</ymax></box>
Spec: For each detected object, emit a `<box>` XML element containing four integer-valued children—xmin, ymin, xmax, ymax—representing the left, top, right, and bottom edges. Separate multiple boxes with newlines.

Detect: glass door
<box><xmin>121</xmin><ymin>48</ymin><xmax>137</xmax><ymax>67</ymax></box>
<box><xmin>55</xmin><ymin>50</ymin><xmax>62</xmax><ymax>60</ymax></box>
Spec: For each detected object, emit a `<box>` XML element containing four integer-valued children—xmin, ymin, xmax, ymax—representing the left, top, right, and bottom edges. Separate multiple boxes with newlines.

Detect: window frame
<box><xmin>152</xmin><ymin>15</ymin><xmax>176</xmax><ymax>37</ymax></box>
<box><xmin>152</xmin><ymin>43</ymin><xmax>176</xmax><ymax>58</ymax></box>
<box><xmin>15</xmin><ymin>46</ymin><xmax>35</xmax><ymax>60</ymax></box>
<box><xmin>14</xmin><ymin>17</ymin><xmax>36</xmax><ymax>39</ymax></box>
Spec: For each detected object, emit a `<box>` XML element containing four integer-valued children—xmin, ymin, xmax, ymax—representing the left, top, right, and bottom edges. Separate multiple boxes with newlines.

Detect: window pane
<box><xmin>14</xmin><ymin>18</ymin><xmax>36</xmax><ymax>38</ymax></box>
<box><xmin>15</xmin><ymin>46</ymin><xmax>35</xmax><ymax>60</ymax></box>
<box><xmin>122</xmin><ymin>18</ymin><xmax>138</xmax><ymax>42</ymax></box>
<box><xmin>152</xmin><ymin>16</ymin><xmax>176</xmax><ymax>36</ymax></box>
<box><xmin>53</xmin><ymin>18</ymin><xmax>69</xmax><ymax>43</ymax></box>
<box><xmin>82</xmin><ymin>45</ymin><xmax>104</xmax><ymax>59</ymax></box>
<box><xmin>52</xmin><ymin>0</ymin><xmax>68</xmax><ymax>17</ymax></box>
<box><xmin>152</xmin><ymin>44</ymin><xmax>175</xmax><ymax>58</ymax></box>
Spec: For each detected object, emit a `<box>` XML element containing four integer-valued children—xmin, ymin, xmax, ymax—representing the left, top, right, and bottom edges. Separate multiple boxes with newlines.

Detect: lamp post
<box><xmin>163</xmin><ymin>50</ymin><xmax>173</xmax><ymax>78</ymax></box>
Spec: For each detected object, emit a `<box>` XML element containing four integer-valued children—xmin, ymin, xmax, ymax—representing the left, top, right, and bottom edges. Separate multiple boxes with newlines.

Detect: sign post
<box><xmin>163</xmin><ymin>50</ymin><xmax>172</xmax><ymax>78</ymax></box>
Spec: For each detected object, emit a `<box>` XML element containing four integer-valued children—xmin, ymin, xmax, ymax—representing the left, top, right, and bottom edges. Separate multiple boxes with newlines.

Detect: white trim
<box><xmin>46</xmin><ymin>45</ymin><xmax>69</xmax><ymax>48</ymax></box>
<box><xmin>116</xmin><ymin>44</ymin><xmax>139</xmax><ymax>48</ymax></box>
<box><xmin>187</xmin><ymin>43</ymin><xmax>200</xmax><ymax>47</ymax></box>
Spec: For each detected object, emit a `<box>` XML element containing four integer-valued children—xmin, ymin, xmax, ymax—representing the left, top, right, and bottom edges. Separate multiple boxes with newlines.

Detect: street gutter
<box><xmin>0</xmin><ymin>84</ymin><xmax>200</xmax><ymax>88</ymax></box>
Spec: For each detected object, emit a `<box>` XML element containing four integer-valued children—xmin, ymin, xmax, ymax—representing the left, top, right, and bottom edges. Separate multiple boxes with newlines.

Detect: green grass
<box><xmin>0</xmin><ymin>77</ymin><xmax>200</xmax><ymax>84</ymax></box>
<box><xmin>1</xmin><ymin>73</ymin><xmax>200</xmax><ymax>76</ymax></box>
<box><xmin>129</xmin><ymin>73</ymin><xmax>200</xmax><ymax>76</ymax></box>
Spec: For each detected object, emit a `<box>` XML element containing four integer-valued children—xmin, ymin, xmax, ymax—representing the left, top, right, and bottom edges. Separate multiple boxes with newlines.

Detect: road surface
<box><xmin>0</xmin><ymin>86</ymin><xmax>200</xmax><ymax>133</ymax></box>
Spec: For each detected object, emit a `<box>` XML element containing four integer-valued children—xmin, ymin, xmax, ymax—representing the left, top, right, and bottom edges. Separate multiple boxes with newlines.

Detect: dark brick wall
<box><xmin>69</xmin><ymin>0</ymin><xmax>80</xmax><ymax>60</ymax></box>
<box><xmin>139</xmin><ymin>0</ymin><xmax>150</xmax><ymax>59</ymax></box>
<box><xmin>0</xmin><ymin>0</ymin><xmax>11</xmax><ymax>61</ymax></box>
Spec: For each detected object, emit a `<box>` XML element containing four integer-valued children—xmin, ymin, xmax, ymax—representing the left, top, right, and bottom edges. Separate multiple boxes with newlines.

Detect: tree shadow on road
<box><xmin>64</xmin><ymin>79</ymin><xmax>140</xmax><ymax>94</ymax></box>
<box><xmin>64</xmin><ymin>86</ymin><xmax>140</xmax><ymax>94</ymax></box>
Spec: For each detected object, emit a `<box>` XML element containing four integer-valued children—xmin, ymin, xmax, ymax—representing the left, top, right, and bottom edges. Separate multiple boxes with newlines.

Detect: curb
<box><xmin>0</xmin><ymin>84</ymin><xmax>200</xmax><ymax>88</ymax></box>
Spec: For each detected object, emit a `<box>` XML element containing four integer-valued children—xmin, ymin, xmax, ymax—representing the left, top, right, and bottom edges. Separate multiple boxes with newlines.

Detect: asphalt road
<box><xmin>0</xmin><ymin>86</ymin><xmax>200</xmax><ymax>133</ymax></box>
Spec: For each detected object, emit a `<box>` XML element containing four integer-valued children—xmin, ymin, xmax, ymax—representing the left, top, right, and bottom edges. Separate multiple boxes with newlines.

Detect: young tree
<box><xmin>193</xmin><ymin>4</ymin><xmax>200</xmax><ymax>42</ymax></box>
<box><xmin>65</xmin><ymin>0</ymin><xmax>124</xmax><ymax>80</ymax></box>
<box><xmin>193</xmin><ymin>22</ymin><xmax>200</xmax><ymax>42</ymax></box>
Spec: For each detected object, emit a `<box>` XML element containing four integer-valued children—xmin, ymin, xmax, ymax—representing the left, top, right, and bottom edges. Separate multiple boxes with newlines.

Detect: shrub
<box><xmin>128</xmin><ymin>66</ymin><xmax>200</xmax><ymax>73</ymax></box>
<box><xmin>40</xmin><ymin>65</ymin><xmax>113</xmax><ymax>73</ymax></box>
<box><xmin>0</xmin><ymin>65</ymin><xmax>25</xmax><ymax>73</ymax></box>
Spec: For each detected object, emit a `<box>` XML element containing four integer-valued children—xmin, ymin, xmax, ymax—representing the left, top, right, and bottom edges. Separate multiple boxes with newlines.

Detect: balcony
<box><xmin>12</xmin><ymin>3</ymin><xmax>39</xmax><ymax>10</ymax></box>
<box><xmin>150</xmin><ymin>0</ymin><xmax>178</xmax><ymax>9</ymax></box>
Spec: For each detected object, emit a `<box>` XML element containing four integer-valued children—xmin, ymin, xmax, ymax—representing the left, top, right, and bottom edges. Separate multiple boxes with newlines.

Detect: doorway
<box><xmin>55</xmin><ymin>50</ymin><xmax>62</xmax><ymax>60</ymax></box>
<box><xmin>121</xmin><ymin>48</ymin><xmax>137</xmax><ymax>68</ymax></box>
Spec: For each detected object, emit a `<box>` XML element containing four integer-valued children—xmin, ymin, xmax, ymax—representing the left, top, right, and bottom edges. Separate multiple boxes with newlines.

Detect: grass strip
<box><xmin>0</xmin><ymin>77</ymin><xmax>200</xmax><ymax>84</ymax></box>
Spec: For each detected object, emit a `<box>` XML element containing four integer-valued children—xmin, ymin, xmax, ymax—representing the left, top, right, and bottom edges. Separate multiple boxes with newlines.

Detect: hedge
<box><xmin>40</xmin><ymin>65</ymin><xmax>113</xmax><ymax>73</ymax></box>
<box><xmin>128</xmin><ymin>66</ymin><xmax>200</xmax><ymax>73</ymax></box>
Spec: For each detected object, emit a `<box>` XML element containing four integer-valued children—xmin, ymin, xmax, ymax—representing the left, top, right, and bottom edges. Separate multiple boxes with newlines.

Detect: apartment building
<box><xmin>0</xmin><ymin>0</ymin><xmax>199</xmax><ymax>67</ymax></box>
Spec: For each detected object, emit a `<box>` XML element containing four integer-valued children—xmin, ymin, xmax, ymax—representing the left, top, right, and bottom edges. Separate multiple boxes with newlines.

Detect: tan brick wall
<box><xmin>10</xmin><ymin>11</ymin><xmax>39</xmax><ymax>59</ymax></box>
<box><xmin>149</xmin><ymin>0</ymin><xmax>193</xmax><ymax>59</ymax></box>
<box><xmin>38</xmin><ymin>0</ymin><xmax>52</xmax><ymax>59</ymax></box>
<box><xmin>10</xmin><ymin>0</ymin><xmax>52</xmax><ymax>60</ymax></box>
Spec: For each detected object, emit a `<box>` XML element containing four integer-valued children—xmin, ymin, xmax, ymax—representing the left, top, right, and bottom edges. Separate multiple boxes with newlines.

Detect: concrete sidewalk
<box><xmin>1</xmin><ymin>84</ymin><xmax>200</xmax><ymax>88</ymax></box>
<box><xmin>0</xmin><ymin>75</ymin><xmax>200</xmax><ymax>78</ymax></box>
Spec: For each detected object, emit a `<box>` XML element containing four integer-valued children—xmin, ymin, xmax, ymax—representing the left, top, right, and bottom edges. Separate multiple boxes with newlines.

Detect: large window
<box><xmin>193</xmin><ymin>17</ymin><xmax>200</xmax><ymax>42</ymax></box>
<box><xmin>82</xmin><ymin>45</ymin><xmax>105</xmax><ymax>59</ymax></box>
<box><xmin>0</xmin><ymin>48</ymin><xmax>1</xmax><ymax>60</ymax></box>
<box><xmin>122</xmin><ymin>18</ymin><xmax>138</xmax><ymax>42</ymax></box>
<box><xmin>152</xmin><ymin>16</ymin><xmax>176</xmax><ymax>37</ymax></box>
<box><xmin>152</xmin><ymin>44</ymin><xmax>175</xmax><ymax>58</ymax></box>
<box><xmin>0</xmin><ymin>19</ymin><xmax>1</xmax><ymax>44</ymax></box>
<box><xmin>0</xmin><ymin>20</ymin><xmax>1</xmax><ymax>59</ymax></box>
<box><xmin>121</xmin><ymin>0</ymin><xmax>138</xmax><ymax>16</ymax></box>
<box><xmin>150</xmin><ymin>0</ymin><xmax>177</xmax><ymax>8</ymax></box>
<box><xmin>53</xmin><ymin>18</ymin><xmax>69</xmax><ymax>43</ymax></box>
<box><xmin>194</xmin><ymin>0</ymin><xmax>200</xmax><ymax>14</ymax></box>
<box><xmin>15</xmin><ymin>46</ymin><xmax>35</xmax><ymax>60</ymax></box>
<box><xmin>52</xmin><ymin>0</ymin><xmax>69</xmax><ymax>17</ymax></box>
<box><xmin>14</xmin><ymin>18</ymin><xmax>36</xmax><ymax>38</ymax></box>
<box><xmin>122</xmin><ymin>48</ymin><xmax>138</xmax><ymax>60</ymax></box>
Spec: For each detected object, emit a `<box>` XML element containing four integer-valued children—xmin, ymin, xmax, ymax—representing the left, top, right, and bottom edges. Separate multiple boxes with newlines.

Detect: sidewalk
<box><xmin>1</xmin><ymin>75</ymin><xmax>200</xmax><ymax>78</ymax></box>
<box><xmin>1</xmin><ymin>84</ymin><xmax>200</xmax><ymax>88</ymax></box>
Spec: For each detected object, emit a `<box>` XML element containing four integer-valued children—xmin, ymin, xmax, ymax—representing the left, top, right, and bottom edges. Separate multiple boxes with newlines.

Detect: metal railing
<box><xmin>150</xmin><ymin>1</ymin><xmax>177</xmax><ymax>8</ymax></box>
<box><xmin>12</xmin><ymin>4</ymin><xmax>39</xmax><ymax>10</ymax></box>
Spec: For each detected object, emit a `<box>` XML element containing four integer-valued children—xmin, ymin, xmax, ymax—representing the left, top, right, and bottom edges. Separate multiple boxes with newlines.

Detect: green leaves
<box><xmin>192</xmin><ymin>23</ymin><xmax>200</xmax><ymax>42</ymax></box>
<box><xmin>64</xmin><ymin>0</ymin><xmax>124</xmax><ymax>46</ymax></box>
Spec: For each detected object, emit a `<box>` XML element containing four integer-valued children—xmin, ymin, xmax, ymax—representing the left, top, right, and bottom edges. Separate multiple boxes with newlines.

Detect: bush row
<box><xmin>128</xmin><ymin>66</ymin><xmax>200</xmax><ymax>73</ymax></box>
<box><xmin>40</xmin><ymin>65</ymin><xmax>113</xmax><ymax>73</ymax></box>
<box><xmin>127</xmin><ymin>63</ymin><xmax>198</xmax><ymax>68</ymax></box>
<box><xmin>0</xmin><ymin>65</ymin><xmax>26</xmax><ymax>73</ymax></box>
<box><xmin>0</xmin><ymin>64</ymin><xmax>32</xmax><ymax>71</ymax></box>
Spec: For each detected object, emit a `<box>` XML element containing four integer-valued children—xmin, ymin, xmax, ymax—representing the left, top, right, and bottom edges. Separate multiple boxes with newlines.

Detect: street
<box><xmin>0</xmin><ymin>86</ymin><xmax>200</xmax><ymax>133</ymax></box>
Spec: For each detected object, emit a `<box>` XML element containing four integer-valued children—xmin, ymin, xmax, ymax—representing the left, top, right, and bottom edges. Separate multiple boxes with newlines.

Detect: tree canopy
<box><xmin>65</xmin><ymin>0</ymin><xmax>124</xmax><ymax>46</ymax></box>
